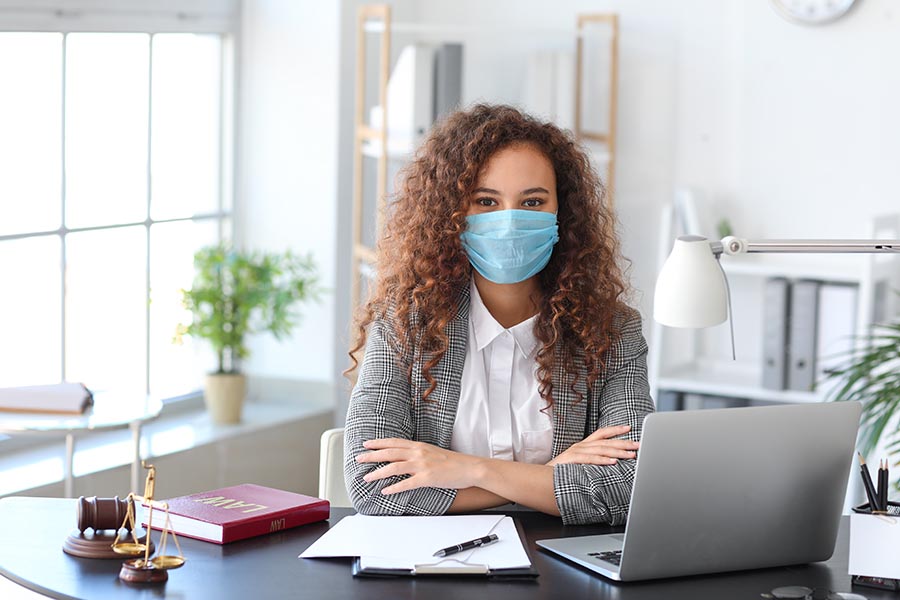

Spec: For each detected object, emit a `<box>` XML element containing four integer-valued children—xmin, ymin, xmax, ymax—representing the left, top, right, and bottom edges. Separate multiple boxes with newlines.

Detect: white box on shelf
<box><xmin>816</xmin><ymin>283</ymin><xmax>858</xmax><ymax>397</ymax></box>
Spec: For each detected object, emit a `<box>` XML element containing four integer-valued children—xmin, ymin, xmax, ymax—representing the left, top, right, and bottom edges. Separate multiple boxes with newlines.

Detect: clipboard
<box><xmin>351</xmin><ymin>518</ymin><xmax>539</xmax><ymax>580</ymax></box>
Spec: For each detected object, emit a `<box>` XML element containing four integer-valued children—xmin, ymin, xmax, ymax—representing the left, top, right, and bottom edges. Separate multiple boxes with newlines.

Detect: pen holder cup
<box><xmin>853</xmin><ymin>501</ymin><xmax>900</xmax><ymax>516</ymax></box>
<box><xmin>849</xmin><ymin>501</ymin><xmax>900</xmax><ymax>580</ymax></box>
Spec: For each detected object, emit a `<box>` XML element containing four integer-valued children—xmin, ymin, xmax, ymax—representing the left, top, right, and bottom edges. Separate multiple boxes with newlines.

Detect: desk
<box><xmin>0</xmin><ymin>394</ymin><xmax>162</xmax><ymax>497</ymax></box>
<box><xmin>0</xmin><ymin>497</ymin><xmax>891</xmax><ymax>600</ymax></box>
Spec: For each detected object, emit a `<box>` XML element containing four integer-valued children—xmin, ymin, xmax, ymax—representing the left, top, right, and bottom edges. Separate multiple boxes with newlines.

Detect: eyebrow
<box><xmin>472</xmin><ymin>187</ymin><xmax>550</xmax><ymax>195</ymax></box>
<box><xmin>521</xmin><ymin>187</ymin><xmax>550</xmax><ymax>195</ymax></box>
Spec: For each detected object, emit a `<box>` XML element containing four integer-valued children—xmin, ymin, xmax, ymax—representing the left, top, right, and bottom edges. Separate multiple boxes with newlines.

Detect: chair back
<box><xmin>318</xmin><ymin>427</ymin><xmax>351</xmax><ymax>508</ymax></box>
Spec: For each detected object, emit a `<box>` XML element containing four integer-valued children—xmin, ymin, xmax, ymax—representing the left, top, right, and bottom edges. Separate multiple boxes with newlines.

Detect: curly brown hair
<box><xmin>348</xmin><ymin>103</ymin><xmax>630</xmax><ymax>408</ymax></box>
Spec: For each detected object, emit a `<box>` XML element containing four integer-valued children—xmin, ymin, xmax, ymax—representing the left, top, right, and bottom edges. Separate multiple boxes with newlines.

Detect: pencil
<box><xmin>885</xmin><ymin>459</ymin><xmax>890</xmax><ymax>510</ymax></box>
<box><xmin>859</xmin><ymin>453</ymin><xmax>880</xmax><ymax>513</ymax></box>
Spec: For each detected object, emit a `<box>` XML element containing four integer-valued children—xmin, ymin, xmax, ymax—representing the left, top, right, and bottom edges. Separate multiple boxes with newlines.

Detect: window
<box><xmin>0</xmin><ymin>31</ymin><xmax>231</xmax><ymax>399</ymax></box>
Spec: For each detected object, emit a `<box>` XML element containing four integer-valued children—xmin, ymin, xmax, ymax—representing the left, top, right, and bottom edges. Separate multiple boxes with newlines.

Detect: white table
<box><xmin>0</xmin><ymin>393</ymin><xmax>163</xmax><ymax>497</ymax></box>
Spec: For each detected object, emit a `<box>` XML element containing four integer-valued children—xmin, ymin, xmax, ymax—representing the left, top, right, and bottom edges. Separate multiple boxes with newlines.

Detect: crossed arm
<box><xmin>344</xmin><ymin>311</ymin><xmax>653</xmax><ymax>522</ymax></box>
<box><xmin>356</xmin><ymin>424</ymin><xmax>639</xmax><ymax>515</ymax></box>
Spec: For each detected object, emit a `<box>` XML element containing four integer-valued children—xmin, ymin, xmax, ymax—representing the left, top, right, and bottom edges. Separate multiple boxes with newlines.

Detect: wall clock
<box><xmin>771</xmin><ymin>0</ymin><xmax>858</xmax><ymax>25</ymax></box>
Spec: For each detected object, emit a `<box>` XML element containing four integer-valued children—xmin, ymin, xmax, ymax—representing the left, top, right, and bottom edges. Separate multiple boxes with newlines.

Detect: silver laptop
<box><xmin>536</xmin><ymin>402</ymin><xmax>861</xmax><ymax>581</ymax></box>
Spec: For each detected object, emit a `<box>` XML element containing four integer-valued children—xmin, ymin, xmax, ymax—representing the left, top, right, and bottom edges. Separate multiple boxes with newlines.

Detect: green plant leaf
<box><xmin>827</xmin><ymin>313</ymin><xmax>900</xmax><ymax>479</ymax></box>
<box><xmin>175</xmin><ymin>243</ymin><xmax>323</xmax><ymax>373</ymax></box>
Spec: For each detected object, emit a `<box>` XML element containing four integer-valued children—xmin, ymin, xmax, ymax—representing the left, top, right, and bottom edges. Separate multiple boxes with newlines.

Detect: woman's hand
<box><xmin>547</xmin><ymin>425</ymin><xmax>639</xmax><ymax>467</ymax></box>
<box><xmin>356</xmin><ymin>438</ymin><xmax>481</xmax><ymax>494</ymax></box>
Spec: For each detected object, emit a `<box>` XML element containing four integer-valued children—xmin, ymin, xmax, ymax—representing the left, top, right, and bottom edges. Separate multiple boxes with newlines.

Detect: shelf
<box><xmin>651</xmin><ymin>212</ymin><xmax>899</xmax><ymax>413</ymax></box>
<box><xmin>722</xmin><ymin>254</ymin><xmax>869</xmax><ymax>283</ymax></box>
<box><xmin>350</xmin><ymin>4</ymin><xmax>620</xmax><ymax>326</ymax></box>
<box><xmin>363</xmin><ymin>22</ymin><xmax>590</xmax><ymax>37</ymax></box>
<box><xmin>657</xmin><ymin>361</ymin><xmax>824</xmax><ymax>404</ymax></box>
<box><xmin>361</xmin><ymin>139</ymin><xmax>413</xmax><ymax>160</ymax></box>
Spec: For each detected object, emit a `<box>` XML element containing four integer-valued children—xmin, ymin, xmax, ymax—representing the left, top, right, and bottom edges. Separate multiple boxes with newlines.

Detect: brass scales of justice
<box><xmin>62</xmin><ymin>461</ymin><xmax>186</xmax><ymax>583</ymax></box>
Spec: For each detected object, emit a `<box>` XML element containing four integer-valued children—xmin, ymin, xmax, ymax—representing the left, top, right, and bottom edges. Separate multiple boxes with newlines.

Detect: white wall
<box><xmin>237</xmin><ymin>0</ymin><xmax>900</xmax><ymax>421</ymax></box>
<box><xmin>733</xmin><ymin>0</ymin><xmax>900</xmax><ymax>238</ymax></box>
<box><xmin>237</xmin><ymin>0</ymin><xmax>341</xmax><ymax>385</ymax></box>
<box><xmin>410</xmin><ymin>0</ymin><xmax>900</xmax><ymax>320</ymax></box>
<box><xmin>408</xmin><ymin>0</ymin><xmax>682</xmax><ymax>317</ymax></box>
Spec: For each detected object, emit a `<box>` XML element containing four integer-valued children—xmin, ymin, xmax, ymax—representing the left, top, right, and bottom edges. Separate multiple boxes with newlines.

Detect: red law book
<box><xmin>143</xmin><ymin>484</ymin><xmax>330</xmax><ymax>544</ymax></box>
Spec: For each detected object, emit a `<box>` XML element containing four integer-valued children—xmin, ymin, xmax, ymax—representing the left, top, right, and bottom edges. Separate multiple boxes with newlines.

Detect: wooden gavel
<box><xmin>76</xmin><ymin>496</ymin><xmax>132</xmax><ymax>534</ymax></box>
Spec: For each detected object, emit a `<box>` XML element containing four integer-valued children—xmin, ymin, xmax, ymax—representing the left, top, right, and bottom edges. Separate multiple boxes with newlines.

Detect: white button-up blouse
<box><xmin>450</xmin><ymin>279</ymin><xmax>554</xmax><ymax>465</ymax></box>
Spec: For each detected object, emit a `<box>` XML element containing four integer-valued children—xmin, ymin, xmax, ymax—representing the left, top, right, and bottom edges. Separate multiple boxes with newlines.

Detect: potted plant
<box><xmin>828</xmin><ymin>317</ymin><xmax>900</xmax><ymax>487</ymax></box>
<box><xmin>175</xmin><ymin>243</ymin><xmax>320</xmax><ymax>424</ymax></box>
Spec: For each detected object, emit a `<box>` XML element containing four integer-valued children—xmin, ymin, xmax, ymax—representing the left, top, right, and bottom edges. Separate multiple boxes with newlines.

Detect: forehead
<box><xmin>477</xmin><ymin>142</ymin><xmax>555</xmax><ymax>183</ymax></box>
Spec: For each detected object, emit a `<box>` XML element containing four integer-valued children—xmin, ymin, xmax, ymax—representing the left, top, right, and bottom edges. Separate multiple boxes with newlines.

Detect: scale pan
<box><xmin>112</xmin><ymin>543</ymin><xmax>147</xmax><ymax>556</ymax></box>
<box><xmin>150</xmin><ymin>555</ymin><xmax>185</xmax><ymax>570</ymax></box>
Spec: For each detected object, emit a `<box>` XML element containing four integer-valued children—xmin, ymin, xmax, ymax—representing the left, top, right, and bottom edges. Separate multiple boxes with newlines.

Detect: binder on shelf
<box><xmin>816</xmin><ymin>283</ymin><xmax>858</xmax><ymax>397</ymax></box>
<box><xmin>762</xmin><ymin>277</ymin><xmax>791</xmax><ymax>390</ymax></box>
<box><xmin>433</xmin><ymin>43</ymin><xmax>463</xmax><ymax>122</ymax></box>
<box><xmin>787</xmin><ymin>280</ymin><xmax>821</xmax><ymax>392</ymax></box>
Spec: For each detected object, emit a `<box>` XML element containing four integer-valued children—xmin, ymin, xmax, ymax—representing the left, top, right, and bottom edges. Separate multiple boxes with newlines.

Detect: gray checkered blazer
<box><xmin>344</xmin><ymin>285</ymin><xmax>654</xmax><ymax>525</ymax></box>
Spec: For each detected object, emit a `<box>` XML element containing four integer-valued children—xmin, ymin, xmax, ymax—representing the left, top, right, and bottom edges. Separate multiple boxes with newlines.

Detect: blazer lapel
<box><xmin>414</xmin><ymin>286</ymin><xmax>470</xmax><ymax>450</ymax></box>
<box><xmin>550</xmin><ymin>351</ymin><xmax>588</xmax><ymax>458</ymax></box>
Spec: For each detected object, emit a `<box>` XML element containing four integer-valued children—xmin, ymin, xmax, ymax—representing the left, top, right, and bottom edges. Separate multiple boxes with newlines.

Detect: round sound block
<box><xmin>119</xmin><ymin>558</ymin><xmax>168</xmax><ymax>584</ymax></box>
<box><xmin>63</xmin><ymin>530</ymin><xmax>154</xmax><ymax>559</ymax></box>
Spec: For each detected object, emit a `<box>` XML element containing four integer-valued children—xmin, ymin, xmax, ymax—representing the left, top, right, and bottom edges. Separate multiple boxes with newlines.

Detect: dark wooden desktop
<box><xmin>0</xmin><ymin>497</ymin><xmax>890</xmax><ymax>600</ymax></box>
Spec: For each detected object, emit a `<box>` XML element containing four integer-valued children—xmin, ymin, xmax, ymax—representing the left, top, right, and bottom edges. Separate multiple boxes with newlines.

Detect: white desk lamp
<box><xmin>654</xmin><ymin>235</ymin><xmax>900</xmax><ymax>355</ymax></box>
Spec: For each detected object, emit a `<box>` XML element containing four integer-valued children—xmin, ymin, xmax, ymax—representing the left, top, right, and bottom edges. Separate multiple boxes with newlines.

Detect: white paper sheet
<box><xmin>299</xmin><ymin>514</ymin><xmax>531</xmax><ymax>570</ymax></box>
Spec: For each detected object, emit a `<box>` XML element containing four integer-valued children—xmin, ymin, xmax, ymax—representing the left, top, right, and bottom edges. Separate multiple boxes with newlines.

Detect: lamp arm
<box><xmin>721</xmin><ymin>237</ymin><xmax>900</xmax><ymax>255</ymax></box>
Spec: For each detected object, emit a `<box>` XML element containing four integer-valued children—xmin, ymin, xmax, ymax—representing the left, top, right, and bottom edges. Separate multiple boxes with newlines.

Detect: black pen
<box><xmin>859</xmin><ymin>453</ymin><xmax>880</xmax><ymax>512</ymax></box>
<box><xmin>433</xmin><ymin>534</ymin><xmax>499</xmax><ymax>558</ymax></box>
<box><xmin>878</xmin><ymin>459</ymin><xmax>888</xmax><ymax>512</ymax></box>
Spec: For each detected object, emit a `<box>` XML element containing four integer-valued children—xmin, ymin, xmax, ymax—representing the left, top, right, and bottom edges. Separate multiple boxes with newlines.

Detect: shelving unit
<box><xmin>648</xmin><ymin>204</ymin><xmax>900</xmax><ymax>409</ymax></box>
<box><xmin>349</xmin><ymin>5</ymin><xmax>620</xmax><ymax>326</ymax></box>
<box><xmin>350</xmin><ymin>3</ymin><xmax>390</xmax><ymax>326</ymax></box>
<box><xmin>575</xmin><ymin>14</ymin><xmax>618</xmax><ymax>199</ymax></box>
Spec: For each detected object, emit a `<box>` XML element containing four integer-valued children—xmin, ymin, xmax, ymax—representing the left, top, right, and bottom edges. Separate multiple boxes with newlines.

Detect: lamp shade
<box><xmin>653</xmin><ymin>235</ymin><xmax>728</xmax><ymax>328</ymax></box>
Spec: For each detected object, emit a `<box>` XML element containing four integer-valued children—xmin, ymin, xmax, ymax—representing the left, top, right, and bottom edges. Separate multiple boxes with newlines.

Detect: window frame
<box><xmin>0</xmin><ymin>7</ymin><xmax>238</xmax><ymax>405</ymax></box>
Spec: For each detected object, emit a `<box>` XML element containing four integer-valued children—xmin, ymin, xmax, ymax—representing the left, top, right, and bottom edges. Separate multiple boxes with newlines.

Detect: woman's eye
<box><xmin>475</xmin><ymin>197</ymin><xmax>497</xmax><ymax>207</ymax></box>
<box><xmin>522</xmin><ymin>198</ymin><xmax>543</xmax><ymax>207</ymax></box>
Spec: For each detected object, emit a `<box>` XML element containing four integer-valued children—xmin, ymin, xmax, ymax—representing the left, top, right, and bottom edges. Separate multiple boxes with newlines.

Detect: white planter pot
<box><xmin>204</xmin><ymin>373</ymin><xmax>246</xmax><ymax>424</ymax></box>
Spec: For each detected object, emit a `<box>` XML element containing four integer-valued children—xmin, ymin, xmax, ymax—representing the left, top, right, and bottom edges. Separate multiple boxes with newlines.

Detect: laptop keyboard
<box><xmin>587</xmin><ymin>550</ymin><xmax>622</xmax><ymax>566</ymax></box>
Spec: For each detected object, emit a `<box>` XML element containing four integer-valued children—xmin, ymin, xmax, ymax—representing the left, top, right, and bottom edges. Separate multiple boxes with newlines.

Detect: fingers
<box><xmin>363</xmin><ymin>438</ymin><xmax>416</xmax><ymax>450</ymax></box>
<box><xmin>584</xmin><ymin>425</ymin><xmax>632</xmax><ymax>442</ymax></box>
<box><xmin>362</xmin><ymin>462</ymin><xmax>408</xmax><ymax>482</ymax></box>
<box><xmin>607</xmin><ymin>449</ymin><xmax>636</xmax><ymax>459</ymax></box>
<box><xmin>359</xmin><ymin>463</ymin><xmax>418</xmax><ymax>494</ymax></box>
<box><xmin>356</xmin><ymin>439</ymin><xmax>422</xmax><ymax>464</ymax></box>
<box><xmin>577</xmin><ymin>448</ymin><xmax>636</xmax><ymax>459</ymax></box>
<box><xmin>356</xmin><ymin>448</ymin><xmax>410</xmax><ymax>465</ymax></box>
<box><xmin>382</xmin><ymin>477</ymin><xmax>418</xmax><ymax>495</ymax></box>
<box><xmin>549</xmin><ymin>453</ymin><xmax>620</xmax><ymax>467</ymax></box>
<box><xmin>577</xmin><ymin>439</ymin><xmax>640</xmax><ymax>451</ymax></box>
<box><xmin>570</xmin><ymin>442</ymin><xmax>639</xmax><ymax>459</ymax></box>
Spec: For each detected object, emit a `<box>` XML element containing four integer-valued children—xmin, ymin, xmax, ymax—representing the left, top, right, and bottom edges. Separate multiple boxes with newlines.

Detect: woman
<box><xmin>344</xmin><ymin>104</ymin><xmax>654</xmax><ymax>525</ymax></box>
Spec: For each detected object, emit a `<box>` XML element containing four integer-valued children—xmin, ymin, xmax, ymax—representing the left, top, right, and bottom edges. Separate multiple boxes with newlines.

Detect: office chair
<box><xmin>318</xmin><ymin>427</ymin><xmax>352</xmax><ymax>508</ymax></box>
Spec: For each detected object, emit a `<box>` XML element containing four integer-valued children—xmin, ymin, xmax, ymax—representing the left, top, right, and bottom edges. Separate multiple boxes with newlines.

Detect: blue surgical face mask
<box><xmin>460</xmin><ymin>209</ymin><xmax>560</xmax><ymax>284</ymax></box>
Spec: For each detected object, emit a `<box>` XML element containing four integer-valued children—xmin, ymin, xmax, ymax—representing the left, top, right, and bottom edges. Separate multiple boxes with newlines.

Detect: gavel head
<box><xmin>76</xmin><ymin>496</ymin><xmax>132</xmax><ymax>534</ymax></box>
